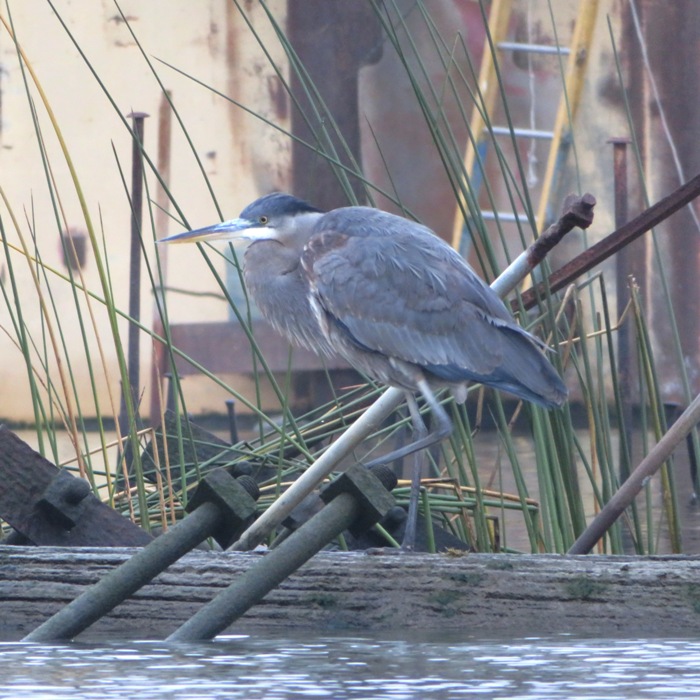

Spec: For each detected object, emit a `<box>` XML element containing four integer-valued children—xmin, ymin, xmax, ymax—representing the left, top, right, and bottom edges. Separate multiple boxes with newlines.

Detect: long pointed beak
<box><xmin>159</xmin><ymin>218</ymin><xmax>255</xmax><ymax>244</ymax></box>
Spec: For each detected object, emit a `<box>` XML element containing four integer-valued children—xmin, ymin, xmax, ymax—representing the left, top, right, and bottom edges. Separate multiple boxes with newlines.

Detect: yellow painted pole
<box><xmin>451</xmin><ymin>0</ymin><xmax>513</xmax><ymax>252</ymax></box>
<box><xmin>535</xmin><ymin>0</ymin><xmax>600</xmax><ymax>233</ymax></box>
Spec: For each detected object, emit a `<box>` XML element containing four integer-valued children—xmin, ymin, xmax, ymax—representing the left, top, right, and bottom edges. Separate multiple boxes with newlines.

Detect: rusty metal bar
<box><xmin>493</xmin><ymin>193</ymin><xmax>595</xmax><ymax>298</ymax></box>
<box><xmin>119</xmin><ymin>112</ymin><xmax>148</xmax><ymax>436</ymax></box>
<box><xmin>519</xmin><ymin>171</ymin><xmax>700</xmax><ymax>310</ymax></box>
<box><xmin>127</xmin><ymin>112</ymin><xmax>147</xmax><ymax>403</ymax></box>
<box><xmin>610</xmin><ymin>137</ymin><xmax>634</xmax><ymax>481</ymax></box>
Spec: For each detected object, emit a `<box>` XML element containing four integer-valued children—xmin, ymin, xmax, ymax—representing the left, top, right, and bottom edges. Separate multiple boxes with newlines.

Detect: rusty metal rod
<box><xmin>127</xmin><ymin>113</ymin><xmax>147</xmax><ymax>403</ymax></box>
<box><xmin>519</xmin><ymin>171</ymin><xmax>700</xmax><ymax>309</ymax></box>
<box><xmin>119</xmin><ymin>112</ymin><xmax>148</xmax><ymax>436</ymax></box>
<box><xmin>610</xmin><ymin>137</ymin><xmax>634</xmax><ymax>482</ymax></box>
<box><xmin>495</xmin><ymin>193</ymin><xmax>596</xmax><ymax>296</ymax></box>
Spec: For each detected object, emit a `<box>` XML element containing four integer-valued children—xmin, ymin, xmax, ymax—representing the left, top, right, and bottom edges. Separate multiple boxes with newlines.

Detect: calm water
<box><xmin>3</xmin><ymin>634</ymin><xmax>700</xmax><ymax>699</ymax></box>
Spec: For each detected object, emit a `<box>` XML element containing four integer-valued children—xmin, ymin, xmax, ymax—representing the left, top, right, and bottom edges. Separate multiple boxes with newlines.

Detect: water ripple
<box><xmin>2</xmin><ymin>635</ymin><xmax>700</xmax><ymax>699</ymax></box>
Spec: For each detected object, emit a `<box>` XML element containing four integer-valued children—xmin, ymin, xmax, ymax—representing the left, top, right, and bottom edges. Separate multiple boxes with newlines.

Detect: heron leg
<box><xmin>364</xmin><ymin>379</ymin><xmax>453</xmax><ymax>469</ymax></box>
<box><xmin>362</xmin><ymin>380</ymin><xmax>453</xmax><ymax>550</ymax></box>
<box><xmin>402</xmin><ymin>393</ymin><xmax>427</xmax><ymax>550</ymax></box>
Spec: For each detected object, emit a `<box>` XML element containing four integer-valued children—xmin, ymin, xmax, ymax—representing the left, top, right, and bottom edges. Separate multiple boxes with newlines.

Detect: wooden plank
<box><xmin>3</xmin><ymin>546</ymin><xmax>700</xmax><ymax>641</ymax></box>
<box><xmin>0</xmin><ymin>428</ymin><xmax>152</xmax><ymax>547</ymax></box>
<box><xmin>166</xmin><ymin>320</ymin><xmax>350</xmax><ymax>376</ymax></box>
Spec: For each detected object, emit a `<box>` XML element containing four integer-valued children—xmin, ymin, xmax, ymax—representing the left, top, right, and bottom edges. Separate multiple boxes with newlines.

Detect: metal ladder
<box><xmin>451</xmin><ymin>0</ymin><xmax>600</xmax><ymax>253</ymax></box>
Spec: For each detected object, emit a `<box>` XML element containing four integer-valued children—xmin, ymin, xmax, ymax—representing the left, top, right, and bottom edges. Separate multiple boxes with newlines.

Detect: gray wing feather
<box><xmin>302</xmin><ymin>208</ymin><xmax>527</xmax><ymax>376</ymax></box>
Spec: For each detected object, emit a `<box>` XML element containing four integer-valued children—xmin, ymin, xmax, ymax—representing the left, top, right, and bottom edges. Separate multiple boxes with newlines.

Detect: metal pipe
<box><xmin>118</xmin><ymin>112</ymin><xmax>148</xmax><ymax>464</ymax></box>
<box><xmin>119</xmin><ymin>112</ymin><xmax>148</xmax><ymax>439</ymax></box>
<box><xmin>168</xmin><ymin>465</ymin><xmax>396</xmax><ymax>641</ymax></box>
<box><xmin>610</xmin><ymin>137</ymin><xmax>634</xmax><ymax>481</ymax></box>
<box><xmin>232</xmin><ymin>387</ymin><xmax>404</xmax><ymax>551</ymax></box>
<box><xmin>23</xmin><ymin>472</ymin><xmax>258</xmax><ymax>642</ymax></box>
<box><xmin>495</xmin><ymin>193</ymin><xmax>595</xmax><ymax>299</ymax></box>
<box><xmin>24</xmin><ymin>501</ymin><xmax>222</xmax><ymax>643</ymax></box>
<box><xmin>519</xmin><ymin>171</ymin><xmax>700</xmax><ymax>309</ymax></box>
<box><xmin>489</xmin><ymin>126</ymin><xmax>554</xmax><ymax>140</ymax></box>
<box><xmin>497</xmin><ymin>41</ymin><xmax>571</xmax><ymax>55</ymax></box>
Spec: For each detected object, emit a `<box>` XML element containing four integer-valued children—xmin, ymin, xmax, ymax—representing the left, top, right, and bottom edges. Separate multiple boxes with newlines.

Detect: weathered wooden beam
<box><xmin>0</xmin><ymin>428</ymin><xmax>152</xmax><ymax>547</ymax></box>
<box><xmin>4</xmin><ymin>546</ymin><xmax>700</xmax><ymax>641</ymax></box>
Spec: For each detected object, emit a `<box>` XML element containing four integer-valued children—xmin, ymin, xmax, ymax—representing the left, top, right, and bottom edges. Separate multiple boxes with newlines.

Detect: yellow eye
<box><xmin>259</xmin><ymin>215</ymin><xmax>269</xmax><ymax>225</ymax></box>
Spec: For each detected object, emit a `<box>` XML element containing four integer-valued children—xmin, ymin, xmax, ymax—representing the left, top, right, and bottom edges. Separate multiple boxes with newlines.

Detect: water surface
<box><xmin>2</xmin><ymin>634</ymin><xmax>700</xmax><ymax>699</ymax></box>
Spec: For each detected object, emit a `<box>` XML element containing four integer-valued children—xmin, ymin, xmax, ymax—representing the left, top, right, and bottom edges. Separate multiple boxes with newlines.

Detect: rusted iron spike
<box><xmin>528</xmin><ymin>192</ymin><xmax>597</xmax><ymax>269</ymax></box>
<box><xmin>519</xmin><ymin>171</ymin><xmax>700</xmax><ymax>309</ymax></box>
<box><xmin>490</xmin><ymin>193</ymin><xmax>596</xmax><ymax>301</ymax></box>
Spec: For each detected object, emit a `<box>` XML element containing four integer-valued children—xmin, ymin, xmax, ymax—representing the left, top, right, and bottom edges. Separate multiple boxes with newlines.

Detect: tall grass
<box><xmin>0</xmin><ymin>0</ymin><xmax>689</xmax><ymax>554</ymax></box>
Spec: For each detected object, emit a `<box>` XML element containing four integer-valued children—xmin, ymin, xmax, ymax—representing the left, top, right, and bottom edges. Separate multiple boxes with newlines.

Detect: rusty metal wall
<box><xmin>621</xmin><ymin>0</ymin><xmax>700</xmax><ymax>404</ymax></box>
<box><xmin>3</xmin><ymin>0</ymin><xmax>698</xmax><ymax>421</ymax></box>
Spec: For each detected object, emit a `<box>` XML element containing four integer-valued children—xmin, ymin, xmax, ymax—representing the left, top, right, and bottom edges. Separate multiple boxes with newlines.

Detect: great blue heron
<box><xmin>161</xmin><ymin>193</ymin><xmax>567</xmax><ymax>547</ymax></box>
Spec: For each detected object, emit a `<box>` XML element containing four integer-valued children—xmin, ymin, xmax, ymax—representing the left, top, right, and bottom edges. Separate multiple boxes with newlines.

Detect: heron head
<box><xmin>159</xmin><ymin>193</ymin><xmax>322</xmax><ymax>246</ymax></box>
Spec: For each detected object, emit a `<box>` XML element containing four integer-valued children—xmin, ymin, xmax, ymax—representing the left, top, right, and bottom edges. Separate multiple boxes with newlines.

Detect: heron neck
<box><xmin>244</xmin><ymin>238</ymin><xmax>300</xmax><ymax>277</ymax></box>
<box><xmin>243</xmin><ymin>240</ymin><xmax>324</xmax><ymax>352</ymax></box>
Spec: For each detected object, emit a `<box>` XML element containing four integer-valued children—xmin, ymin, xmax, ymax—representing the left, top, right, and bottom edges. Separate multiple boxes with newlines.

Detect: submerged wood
<box><xmin>3</xmin><ymin>545</ymin><xmax>700</xmax><ymax>641</ymax></box>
